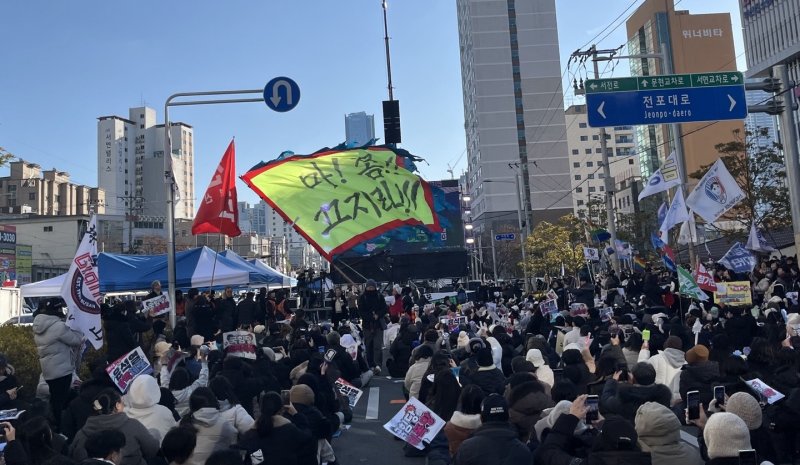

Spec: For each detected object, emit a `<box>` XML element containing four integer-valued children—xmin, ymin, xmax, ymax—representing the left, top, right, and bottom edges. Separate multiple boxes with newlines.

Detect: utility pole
<box><xmin>118</xmin><ymin>195</ymin><xmax>144</xmax><ymax>254</ymax></box>
<box><xmin>490</xmin><ymin>229</ymin><xmax>498</xmax><ymax>282</ymax></box>
<box><xmin>775</xmin><ymin>64</ymin><xmax>800</xmax><ymax>251</ymax></box>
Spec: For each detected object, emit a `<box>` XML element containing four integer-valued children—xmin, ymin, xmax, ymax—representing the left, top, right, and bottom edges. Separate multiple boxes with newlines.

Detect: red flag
<box><xmin>192</xmin><ymin>140</ymin><xmax>241</xmax><ymax>237</ymax></box>
<box><xmin>693</xmin><ymin>260</ymin><xmax>717</xmax><ymax>293</ymax></box>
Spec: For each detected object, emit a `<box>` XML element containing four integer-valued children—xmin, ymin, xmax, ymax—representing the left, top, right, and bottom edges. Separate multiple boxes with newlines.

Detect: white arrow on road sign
<box><xmin>641</xmin><ymin>80</ymin><xmax>649</xmax><ymax>87</ymax></box>
<box><xmin>589</xmin><ymin>83</ymin><xmax>598</xmax><ymax>90</ymax></box>
<box><xmin>597</xmin><ymin>101</ymin><xmax>607</xmax><ymax>119</ymax></box>
<box><xmin>269</xmin><ymin>79</ymin><xmax>294</xmax><ymax>107</ymax></box>
<box><xmin>728</xmin><ymin>94</ymin><xmax>736</xmax><ymax>112</ymax></box>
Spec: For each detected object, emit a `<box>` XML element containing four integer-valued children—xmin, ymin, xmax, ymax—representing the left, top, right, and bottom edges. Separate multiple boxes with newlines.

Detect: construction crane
<box><xmin>446</xmin><ymin>148</ymin><xmax>467</xmax><ymax>179</ymax></box>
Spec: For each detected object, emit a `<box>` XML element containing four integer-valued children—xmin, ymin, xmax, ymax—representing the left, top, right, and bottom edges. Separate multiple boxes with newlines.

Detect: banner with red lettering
<box><xmin>192</xmin><ymin>140</ymin><xmax>241</xmax><ymax>237</ymax></box>
<box><xmin>61</xmin><ymin>214</ymin><xmax>103</xmax><ymax>349</ymax></box>
<box><xmin>383</xmin><ymin>397</ymin><xmax>446</xmax><ymax>450</ymax></box>
<box><xmin>105</xmin><ymin>347</ymin><xmax>152</xmax><ymax>393</ymax></box>
<box><xmin>693</xmin><ymin>261</ymin><xmax>717</xmax><ymax>293</ymax></box>
<box><xmin>222</xmin><ymin>331</ymin><xmax>257</xmax><ymax>359</ymax></box>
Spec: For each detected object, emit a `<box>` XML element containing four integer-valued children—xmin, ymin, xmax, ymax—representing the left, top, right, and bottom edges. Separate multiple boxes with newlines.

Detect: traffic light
<box><xmin>383</xmin><ymin>100</ymin><xmax>401</xmax><ymax>144</ymax></box>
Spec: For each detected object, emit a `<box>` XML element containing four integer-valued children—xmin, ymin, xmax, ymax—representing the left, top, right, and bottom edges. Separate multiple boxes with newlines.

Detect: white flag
<box><xmin>745</xmin><ymin>222</ymin><xmax>776</xmax><ymax>253</ymax></box>
<box><xmin>60</xmin><ymin>214</ymin><xmax>103</xmax><ymax>349</ymax></box>
<box><xmin>686</xmin><ymin>158</ymin><xmax>745</xmax><ymax>223</ymax></box>
<box><xmin>678</xmin><ymin>211</ymin><xmax>699</xmax><ymax>245</ymax></box>
<box><xmin>659</xmin><ymin>189</ymin><xmax>690</xmax><ymax>241</ymax></box>
<box><xmin>638</xmin><ymin>151</ymin><xmax>682</xmax><ymax>202</ymax></box>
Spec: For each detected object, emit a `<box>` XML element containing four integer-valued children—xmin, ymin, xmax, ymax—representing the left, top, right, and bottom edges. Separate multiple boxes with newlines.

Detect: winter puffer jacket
<box><xmin>444</xmin><ymin>412</ymin><xmax>481</xmax><ymax>456</ymax></box>
<box><xmin>32</xmin><ymin>313</ymin><xmax>83</xmax><ymax>381</ymax></box>
<box><xmin>638</xmin><ymin>347</ymin><xmax>685</xmax><ymax>398</ymax></box>
<box><xmin>600</xmin><ymin>379</ymin><xmax>672</xmax><ymax>423</ymax></box>
<box><xmin>183</xmin><ymin>407</ymin><xmax>238</xmax><ymax>465</ymax></box>
<box><xmin>70</xmin><ymin>413</ymin><xmax>159</xmax><ymax>465</ymax></box>
<box><xmin>635</xmin><ymin>402</ymin><xmax>704</xmax><ymax>465</ymax></box>
<box><xmin>679</xmin><ymin>361</ymin><xmax>720</xmax><ymax>405</ymax></box>
<box><xmin>123</xmin><ymin>375</ymin><xmax>177</xmax><ymax>444</ymax></box>
<box><xmin>506</xmin><ymin>382</ymin><xmax>554</xmax><ymax>441</ymax></box>
<box><xmin>453</xmin><ymin>422</ymin><xmax>532</xmax><ymax>465</ymax></box>
<box><xmin>462</xmin><ymin>367</ymin><xmax>506</xmax><ymax>397</ymax></box>
<box><xmin>218</xmin><ymin>400</ymin><xmax>255</xmax><ymax>435</ymax></box>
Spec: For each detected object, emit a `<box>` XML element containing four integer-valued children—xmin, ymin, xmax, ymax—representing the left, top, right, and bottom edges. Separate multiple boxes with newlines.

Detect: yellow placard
<box><xmin>242</xmin><ymin>147</ymin><xmax>440</xmax><ymax>259</ymax></box>
<box><xmin>713</xmin><ymin>280</ymin><xmax>752</xmax><ymax>306</ymax></box>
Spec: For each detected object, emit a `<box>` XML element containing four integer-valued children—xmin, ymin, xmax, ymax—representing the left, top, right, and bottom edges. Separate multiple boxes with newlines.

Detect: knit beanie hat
<box><xmin>467</xmin><ymin>337</ymin><xmax>486</xmax><ymax>354</ymax></box>
<box><xmin>703</xmin><ymin>412</ymin><xmax>751</xmax><ymax>459</ymax></box>
<box><xmin>190</xmin><ymin>335</ymin><xmax>205</xmax><ymax>347</ymax></box>
<box><xmin>685</xmin><ymin>344</ymin><xmax>709</xmax><ymax>364</ymax></box>
<box><xmin>595</xmin><ymin>416</ymin><xmax>638</xmax><ymax>451</ymax></box>
<box><xmin>725</xmin><ymin>392</ymin><xmax>763</xmax><ymax>430</ymax></box>
<box><xmin>457</xmin><ymin>331</ymin><xmax>470</xmax><ymax>349</ymax></box>
<box><xmin>290</xmin><ymin>384</ymin><xmax>315</xmax><ymax>406</ymax></box>
<box><xmin>476</xmin><ymin>347</ymin><xmax>494</xmax><ymax>367</ymax></box>
<box><xmin>526</xmin><ymin>349</ymin><xmax>546</xmax><ymax>368</ymax></box>
<box><xmin>154</xmin><ymin>341</ymin><xmax>172</xmax><ymax>358</ymax></box>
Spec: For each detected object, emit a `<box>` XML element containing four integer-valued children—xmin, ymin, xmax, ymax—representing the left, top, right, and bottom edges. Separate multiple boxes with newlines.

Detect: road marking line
<box><xmin>366</xmin><ymin>387</ymin><xmax>380</xmax><ymax>420</ymax></box>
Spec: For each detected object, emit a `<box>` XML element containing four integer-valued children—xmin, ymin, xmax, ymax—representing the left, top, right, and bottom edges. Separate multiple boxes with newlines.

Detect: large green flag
<box><xmin>678</xmin><ymin>265</ymin><xmax>708</xmax><ymax>301</ymax></box>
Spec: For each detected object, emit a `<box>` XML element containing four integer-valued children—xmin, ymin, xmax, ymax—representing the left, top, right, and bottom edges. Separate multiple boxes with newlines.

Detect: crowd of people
<box><xmin>0</xmin><ymin>253</ymin><xmax>797</xmax><ymax>465</ymax></box>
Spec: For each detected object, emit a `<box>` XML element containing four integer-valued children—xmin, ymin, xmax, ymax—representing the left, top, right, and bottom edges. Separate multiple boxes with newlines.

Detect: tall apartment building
<box><xmin>0</xmin><ymin>160</ymin><xmax>105</xmax><ymax>215</ymax></box>
<box><xmin>344</xmin><ymin>112</ymin><xmax>375</xmax><ymax>146</ymax></box>
<box><xmin>626</xmin><ymin>0</ymin><xmax>743</xmax><ymax>180</ymax></box>
<box><xmin>740</xmin><ymin>1</ymin><xmax>798</xmax><ymax>147</ymax></box>
<box><xmin>457</xmin><ymin>0</ymin><xmax>572</xmax><ymax>235</ymax></box>
<box><xmin>97</xmin><ymin>106</ymin><xmax>194</xmax><ymax>220</ymax></box>
<box><xmin>564</xmin><ymin>105</ymin><xmax>641</xmax><ymax>219</ymax></box>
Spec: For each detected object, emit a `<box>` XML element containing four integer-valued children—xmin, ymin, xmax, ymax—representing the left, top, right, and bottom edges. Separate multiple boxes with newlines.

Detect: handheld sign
<box><xmin>383</xmin><ymin>397</ymin><xmax>446</xmax><ymax>450</ymax></box>
<box><xmin>105</xmin><ymin>347</ymin><xmax>152</xmax><ymax>393</ymax></box>
<box><xmin>141</xmin><ymin>293</ymin><xmax>171</xmax><ymax>317</ymax></box>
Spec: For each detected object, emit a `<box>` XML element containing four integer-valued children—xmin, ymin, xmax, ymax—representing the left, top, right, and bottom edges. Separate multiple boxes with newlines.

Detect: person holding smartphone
<box><xmin>0</xmin><ymin>353</ymin><xmax>22</xmax><ymax>410</ymax></box>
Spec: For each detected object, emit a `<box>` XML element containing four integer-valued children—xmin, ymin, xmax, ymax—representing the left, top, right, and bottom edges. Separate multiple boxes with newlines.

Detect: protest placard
<box><xmin>539</xmin><ymin>299</ymin><xmax>558</xmax><ymax>318</ymax></box>
<box><xmin>447</xmin><ymin>316</ymin><xmax>468</xmax><ymax>332</ymax></box>
<box><xmin>744</xmin><ymin>378</ymin><xmax>784</xmax><ymax>404</ymax></box>
<box><xmin>105</xmin><ymin>347</ymin><xmax>152</xmax><ymax>393</ymax></box>
<box><xmin>383</xmin><ymin>397</ymin><xmax>446</xmax><ymax>450</ymax></box>
<box><xmin>546</xmin><ymin>289</ymin><xmax>558</xmax><ymax>301</ymax></box>
<box><xmin>141</xmin><ymin>293</ymin><xmax>171</xmax><ymax>317</ymax></box>
<box><xmin>713</xmin><ymin>281</ymin><xmax>753</xmax><ymax>306</ymax></box>
<box><xmin>222</xmin><ymin>331</ymin><xmax>257</xmax><ymax>360</ymax></box>
<box><xmin>569</xmin><ymin>303</ymin><xmax>588</xmax><ymax>317</ymax></box>
<box><xmin>460</xmin><ymin>301</ymin><xmax>474</xmax><ymax>312</ymax></box>
<box><xmin>334</xmin><ymin>378</ymin><xmax>364</xmax><ymax>408</ymax></box>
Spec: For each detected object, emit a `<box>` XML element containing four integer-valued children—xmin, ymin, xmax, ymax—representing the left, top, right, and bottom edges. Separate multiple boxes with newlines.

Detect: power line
<box><xmin>578</xmin><ymin>0</ymin><xmax>641</xmax><ymax>51</ymax></box>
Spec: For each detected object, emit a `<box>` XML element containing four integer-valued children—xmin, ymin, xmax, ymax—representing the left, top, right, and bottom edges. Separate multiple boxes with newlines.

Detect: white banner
<box><xmin>744</xmin><ymin>378</ymin><xmax>784</xmax><ymax>405</ymax></box>
<box><xmin>745</xmin><ymin>222</ymin><xmax>777</xmax><ymax>253</ymax></box>
<box><xmin>686</xmin><ymin>158</ymin><xmax>745</xmax><ymax>223</ymax></box>
<box><xmin>638</xmin><ymin>151</ymin><xmax>682</xmax><ymax>201</ymax></box>
<box><xmin>678</xmin><ymin>212</ymin><xmax>699</xmax><ymax>245</ymax></box>
<box><xmin>583</xmin><ymin>247</ymin><xmax>599</xmax><ymax>261</ymax></box>
<box><xmin>659</xmin><ymin>189</ymin><xmax>690</xmax><ymax>240</ymax></box>
<box><xmin>383</xmin><ymin>397</ymin><xmax>446</xmax><ymax>450</ymax></box>
<box><xmin>61</xmin><ymin>214</ymin><xmax>103</xmax><ymax>349</ymax></box>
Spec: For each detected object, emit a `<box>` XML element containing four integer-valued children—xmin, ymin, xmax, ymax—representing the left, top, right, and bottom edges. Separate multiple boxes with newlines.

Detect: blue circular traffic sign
<box><xmin>264</xmin><ymin>76</ymin><xmax>300</xmax><ymax>112</ymax></box>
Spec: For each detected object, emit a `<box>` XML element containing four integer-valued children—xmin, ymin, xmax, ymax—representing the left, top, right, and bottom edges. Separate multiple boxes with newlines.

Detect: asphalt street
<box><xmin>332</xmin><ymin>375</ymin><xmax>425</xmax><ymax>464</ymax></box>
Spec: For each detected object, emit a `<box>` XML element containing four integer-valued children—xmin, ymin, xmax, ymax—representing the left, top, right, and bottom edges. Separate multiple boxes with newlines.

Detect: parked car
<box><xmin>2</xmin><ymin>314</ymin><xmax>33</xmax><ymax>326</ymax></box>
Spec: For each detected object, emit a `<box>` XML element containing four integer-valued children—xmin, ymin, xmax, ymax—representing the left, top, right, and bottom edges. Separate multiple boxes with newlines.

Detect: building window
<box><xmin>588</xmin><ymin>174</ymin><xmax>594</xmax><ymax>179</ymax></box>
<box><xmin>585</xmin><ymin>149</ymin><xmax>592</xmax><ymax>154</ymax></box>
<box><xmin>28</xmin><ymin>193</ymin><xmax>35</xmax><ymax>200</ymax></box>
<box><xmin>576</xmin><ymin>187</ymin><xmax>583</xmax><ymax>193</ymax></box>
<box><xmin>579</xmin><ymin>123</ymin><xmax>587</xmax><ymax>128</ymax></box>
<box><xmin>586</xmin><ymin>161</ymin><xmax>594</xmax><ymax>167</ymax></box>
<box><xmin>589</xmin><ymin>186</ymin><xmax>596</xmax><ymax>193</ymax></box>
<box><xmin>573</xmin><ymin>162</ymin><xmax>580</xmax><ymax>168</ymax></box>
<box><xmin>595</xmin><ymin>148</ymin><xmax>602</xmax><ymax>153</ymax></box>
<box><xmin>600</xmin><ymin>186</ymin><xmax>605</xmax><ymax>191</ymax></box>
<box><xmin>572</xmin><ymin>149</ymin><xmax>579</xmax><ymax>155</ymax></box>
<box><xmin>629</xmin><ymin>159</ymin><xmax>635</xmax><ymax>165</ymax></box>
<box><xmin>580</xmin><ymin>136</ymin><xmax>588</xmax><ymax>141</ymax></box>
<box><xmin>577</xmin><ymin>200</ymin><xmax>584</xmax><ymax>206</ymax></box>
<box><xmin>574</xmin><ymin>175</ymin><xmax>581</xmax><ymax>180</ymax></box>
<box><xmin>599</xmin><ymin>173</ymin><xmax>605</xmax><ymax>179</ymax></box>
<box><xmin>592</xmin><ymin>135</ymin><xmax>599</xmax><ymax>141</ymax></box>
<box><xmin>43</xmin><ymin>226</ymin><xmax>53</xmax><ymax>232</ymax></box>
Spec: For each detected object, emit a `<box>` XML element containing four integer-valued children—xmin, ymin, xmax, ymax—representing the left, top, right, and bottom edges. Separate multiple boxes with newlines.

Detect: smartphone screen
<box><xmin>687</xmin><ymin>390</ymin><xmax>700</xmax><ymax>420</ymax></box>
<box><xmin>553</xmin><ymin>368</ymin><xmax>564</xmax><ymax>381</ymax></box>
<box><xmin>617</xmin><ymin>363</ymin><xmax>628</xmax><ymax>382</ymax></box>
<box><xmin>714</xmin><ymin>386</ymin><xmax>726</xmax><ymax>406</ymax></box>
<box><xmin>318</xmin><ymin>346</ymin><xmax>326</xmax><ymax>353</ymax></box>
<box><xmin>642</xmin><ymin>329</ymin><xmax>651</xmax><ymax>341</ymax></box>
<box><xmin>585</xmin><ymin>395</ymin><xmax>599</xmax><ymax>423</ymax></box>
<box><xmin>281</xmin><ymin>390</ymin><xmax>291</xmax><ymax>406</ymax></box>
<box><xmin>738</xmin><ymin>449</ymin><xmax>758</xmax><ymax>465</ymax></box>
<box><xmin>324</xmin><ymin>349</ymin><xmax>337</xmax><ymax>363</ymax></box>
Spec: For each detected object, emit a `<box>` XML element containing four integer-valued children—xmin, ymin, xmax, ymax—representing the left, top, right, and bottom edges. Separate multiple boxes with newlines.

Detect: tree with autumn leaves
<box><xmin>524</xmin><ymin>214</ymin><xmax>587</xmax><ymax>278</ymax></box>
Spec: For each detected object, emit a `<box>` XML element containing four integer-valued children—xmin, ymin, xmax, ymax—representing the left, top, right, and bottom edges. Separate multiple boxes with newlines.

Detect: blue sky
<box><xmin>0</xmin><ymin>0</ymin><xmax>742</xmax><ymax>206</ymax></box>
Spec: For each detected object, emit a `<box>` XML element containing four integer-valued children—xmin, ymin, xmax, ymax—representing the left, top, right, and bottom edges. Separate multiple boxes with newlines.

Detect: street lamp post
<box><xmin>164</xmin><ymin>89</ymin><xmax>265</xmax><ymax>329</ymax></box>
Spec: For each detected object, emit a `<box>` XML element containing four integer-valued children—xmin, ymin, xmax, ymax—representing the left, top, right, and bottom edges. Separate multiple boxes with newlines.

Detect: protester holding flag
<box><xmin>33</xmin><ymin>297</ymin><xmax>84</xmax><ymax>430</ymax></box>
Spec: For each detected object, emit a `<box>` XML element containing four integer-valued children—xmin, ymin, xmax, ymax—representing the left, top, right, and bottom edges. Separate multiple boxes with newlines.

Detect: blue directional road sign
<box><xmin>264</xmin><ymin>77</ymin><xmax>300</xmax><ymax>112</ymax></box>
<box><xmin>495</xmin><ymin>233</ymin><xmax>516</xmax><ymax>241</ymax></box>
<box><xmin>585</xmin><ymin>72</ymin><xmax>747</xmax><ymax>128</ymax></box>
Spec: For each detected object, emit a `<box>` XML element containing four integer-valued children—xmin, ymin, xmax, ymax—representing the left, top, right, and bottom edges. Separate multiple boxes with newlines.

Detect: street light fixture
<box><xmin>462</xmin><ymin>195</ymin><xmax>471</xmax><ymax>202</ymax></box>
<box><xmin>481</xmin><ymin>178</ymin><xmax>529</xmax><ymax>291</ymax></box>
<box><xmin>466</xmin><ymin>237</ymin><xmax>475</xmax><ymax>244</ymax></box>
<box><xmin>465</xmin><ymin>224</ymin><xmax>473</xmax><ymax>230</ymax></box>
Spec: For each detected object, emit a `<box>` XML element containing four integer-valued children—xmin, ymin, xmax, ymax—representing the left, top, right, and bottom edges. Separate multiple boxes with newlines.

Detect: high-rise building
<box><xmin>457</xmin><ymin>0</ymin><xmax>572</xmax><ymax>235</ymax></box>
<box><xmin>97</xmin><ymin>106</ymin><xmax>194</xmax><ymax>220</ymax></box>
<box><xmin>0</xmin><ymin>160</ymin><xmax>106</xmax><ymax>215</ymax></box>
<box><xmin>626</xmin><ymin>0</ymin><xmax>743</xmax><ymax>180</ymax></box>
<box><xmin>745</xmin><ymin>84</ymin><xmax>778</xmax><ymax>140</ymax></box>
<box><xmin>344</xmin><ymin>112</ymin><xmax>375</xmax><ymax>146</ymax></box>
<box><xmin>564</xmin><ymin>105</ymin><xmax>640</xmax><ymax>219</ymax></box>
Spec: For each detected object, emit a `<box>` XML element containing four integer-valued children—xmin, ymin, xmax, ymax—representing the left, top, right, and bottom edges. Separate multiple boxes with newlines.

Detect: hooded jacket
<box><xmin>638</xmin><ymin>347</ymin><xmax>685</xmax><ymax>396</ymax></box>
<box><xmin>32</xmin><ymin>313</ymin><xmax>83</xmax><ymax>381</ymax></box>
<box><xmin>601</xmin><ymin>379</ymin><xmax>672</xmax><ymax>423</ymax></box>
<box><xmin>239</xmin><ymin>415</ymin><xmax>317</xmax><ymax>465</ymax></box>
<box><xmin>164</xmin><ymin>362</ymin><xmax>209</xmax><ymax>417</ymax></box>
<box><xmin>635</xmin><ymin>402</ymin><xmax>704</xmax><ymax>465</ymax></box>
<box><xmin>123</xmin><ymin>375</ymin><xmax>177</xmax><ymax>444</ymax></box>
<box><xmin>404</xmin><ymin>357</ymin><xmax>431</xmax><ymax>399</ymax></box>
<box><xmin>219</xmin><ymin>399</ymin><xmax>256</xmax><ymax>435</ymax></box>
<box><xmin>462</xmin><ymin>366</ymin><xmax>506</xmax><ymax>397</ymax></box>
<box><xmin>506</xmin><ymin>383</ymin><xmax>554</xmax><ymax>442</ymax></box>
<box><xmin>444</xmin><ymin>411</ymin><xmax>481</xmax><ymax>456</ymax></box>
<box><xmin>678</xmin><ymin>361</ymin><xmax>720</xmax><ymax>405</ymax></box>
<box><xmin>70</xmin><ymin>413</ymin><xmax>159</xmax><ymax>465</ymax></box>
<box><xmin>453</xmin><ymin>422</ymin><xmax>533</xmax><ymax>465</ymax></box>
<box><xmin>184</xmin><ymin>407</ymin><xmax>238</xmax><ymax>465</ymax></box>
<box><xmin>60</xmin><ymin>377</ymin><xmax>113</xmax><ymax>441</ymax></box>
